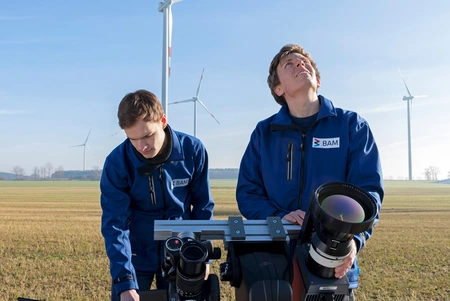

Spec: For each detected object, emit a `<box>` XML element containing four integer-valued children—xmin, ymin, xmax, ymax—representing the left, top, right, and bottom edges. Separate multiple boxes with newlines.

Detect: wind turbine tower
<box><xmin>398</xmin><ymin>69</ymin><xmax>427</xmax><ymax>180</ymax></box>
<box><xmin>169</xmin><ymin>68</ymin><xmax>220</xmax><ymax>137</ymax></box>
<box><xmin>158</xmin><ymin>0</ymin><xmax>181</xmax><ymax>119</ymax></box>
<box><xmin>70</xmin><ymin>129</ymin><xmax>94</xmax><ymax>171</ymax></box>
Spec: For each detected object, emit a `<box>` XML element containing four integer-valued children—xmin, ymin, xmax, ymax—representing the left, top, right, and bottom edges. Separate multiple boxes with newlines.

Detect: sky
<box><xmin>1</xmin><ymin>0</ymin><xmax>450</xmax><ymax>180</ymax></box>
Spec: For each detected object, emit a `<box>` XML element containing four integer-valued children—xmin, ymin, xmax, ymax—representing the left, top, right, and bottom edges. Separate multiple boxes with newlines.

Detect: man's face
<box><xmin>124</xmin><ymin>115</ymin><xmax>167</xmax><ymax>159</ymax></box>
<box><xmin>275</xmin><ymin>52</ymin><xmax>320</xmax><ymax>100</ymax></box>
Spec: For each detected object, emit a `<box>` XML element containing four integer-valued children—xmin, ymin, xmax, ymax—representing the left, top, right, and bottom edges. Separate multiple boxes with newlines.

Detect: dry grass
<box><xmin>0</xmin><ymin>180</ymin><xmax>449</xmax><ymax>300</ymax></box>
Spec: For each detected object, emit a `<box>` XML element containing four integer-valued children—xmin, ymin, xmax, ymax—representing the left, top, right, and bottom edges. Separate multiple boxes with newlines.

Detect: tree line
<box><xmin>3</xmin><ymin>164</ymin><xmax>449</xmax><ymax>181</ymax></box>
<box><xmin>3</xmin><ymin>165</ymin><xmax>240</xmax><ymax>181</ymax></box>
<box><xmin>7</xmin><ymin>163</ymin><xmax>102</xmax><ymax>181</ymax></box>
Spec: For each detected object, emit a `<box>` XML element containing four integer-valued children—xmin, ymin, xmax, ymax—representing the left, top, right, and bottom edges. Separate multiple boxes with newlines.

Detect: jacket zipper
<box><xmin>298</xmin><ymin>131</ymin><xmax>307</xmax><ymax>209</ymax></box>
<box><xmin>148</xmin><ymin>174</ymin><xmax>156</xmax><ymax>205</ymax></box>
<box><xmin>286</xmin><ymin>142</ymin><xmax>293</xmax><ymax>181</ymax></box>
<box><xmin>158</xmin><ymin>166</ymin><xmax>167</xmax><ymax>218</ymax></box>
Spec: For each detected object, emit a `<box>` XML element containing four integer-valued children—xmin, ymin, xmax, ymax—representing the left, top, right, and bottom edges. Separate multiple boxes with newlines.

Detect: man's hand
<box><xmin>282</xmin><ymin>210</ymin><xmax>305</xmax><ymax>226</ymax></box>
<box><xmin>120</xmin><ymin>289</ymin><xmax>139</xmax><ymax>301</ymax></box>
<box><xmin>334</xmin><ymin>239</ymin><xmax>357</xmax><ymax>279</ymax></box>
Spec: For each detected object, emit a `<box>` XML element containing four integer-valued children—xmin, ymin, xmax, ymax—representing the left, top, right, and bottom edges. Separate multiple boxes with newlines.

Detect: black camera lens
<box><xmin>174</xmin><ymin>240</ymin><xmax>209</xmax><ymax>298</ymax></box>
<box><xmin>165</xmin><ymin>237</ymin><xmax>183</xmax><ymax>252</ymax></box>
<box><xmin>304</xmin><ymin>182</ymin><xmax>378</xmax><ymax>278</ymax></box>
<box><xmin>179</xmin><ymin>241</ymin><xmax>208</xmax><ymax>275</ymax></box>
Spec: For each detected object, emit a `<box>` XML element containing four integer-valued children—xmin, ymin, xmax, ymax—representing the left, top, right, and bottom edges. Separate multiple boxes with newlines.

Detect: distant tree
<box><xmin>32</xmin><ymin>166</ymin><xmax>40</xmax><ymax>180</ymax></box>
<box><xmin>45</xmin><ymin>162</ymin><xmax>54</xmax><ymax>179</ymax></box>
<box><xmin>55</xmin><ymin>165</ymin><xmax>65</xmax><ymax>180</ymax></box>
<box><xmin>209</xmin><ymin>168</ymin><xmax>239</xmax><ymax>179</ymax></box>
<box><xmin>40</xmin><ymin>166</ymin><xmax>47</xmax><ymax>180</ymax></box>
<box><xmin>12</xmin><ymin>166</ymin><xmax>25</xmax><ymax>180</ymax></box>
<box><xmin>424</xmin><ymin>166</ymin><xmax>440</xmax><ymax>181</ymax></box>
<box><xmin>92</xmin><ymin>165</ymin><xmax>101</xmax><ymax>181</ymax></box>
<box><xmin>448</xmin><ymin>169</ymin><xmax>450</xmax><ymax>179</ymax></box>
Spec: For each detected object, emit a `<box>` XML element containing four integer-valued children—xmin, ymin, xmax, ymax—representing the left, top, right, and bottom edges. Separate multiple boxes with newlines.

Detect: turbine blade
<box><xmin>169</xmin><ymin>98</ymin><xmax>195</xmax><ymax>105</ymax></box>
<box><xmin>69</xmin><ymin>144</ymin><xmax>84</xmax><ymax>148</ymax></box>
<box><xmin>84</xmin><ymin>128</ymin><xmax>92</xmax><ymax>144</ymax></box>
<box><xmin>397</xmin><ymin>68</ymin><xmax>413</xmax><ymax>97</ymax></box>
<box><xmin>197</xmin><ymin>99</ymin><xmax>220</xmax><ymax>124</ymax></box>
<box><xmin>86</xmin><ymin>144</ymin><xmax>96</xmax><ymax>155</ymax></box>
<box><xmin>195</xmin><ymin>68</ymin><xmax>205</xmax><ymax>98</ymax></box>
<box><xmin>86</xmin><ymin>144</ymin><xmax>100</xmax><ymax>160</ymax></box>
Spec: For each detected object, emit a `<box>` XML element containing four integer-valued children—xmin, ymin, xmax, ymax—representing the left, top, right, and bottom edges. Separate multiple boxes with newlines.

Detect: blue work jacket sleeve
<box><xmin>346</xmin><ymin>114</ymin><xmax>384</xmax><ymax>253</ymax></box>
<box><xmin>187</xmin><ymin>142</ymin><xmax>214</xmax><ymax>220</ymax></box>
<box><xmin>236</xmin><ymin>125</ymin><xmax>287</xmax><ymax>220</ymax></box>
<box><xmin>100</xmin><ymin>157</ymin><xmax>137</xmax><ymax>295</ymax></box>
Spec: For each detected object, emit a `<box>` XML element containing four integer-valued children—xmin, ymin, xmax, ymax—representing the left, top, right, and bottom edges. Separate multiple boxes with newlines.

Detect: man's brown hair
<box><xmin>267</xmin><ymin>44</ymin><xmax>320</xmax><ymax>106</ymax></box>
<box><xmin>118</xmin><ymin>90</ymin><xmax>164</xmax><ymax>129</ymax></box>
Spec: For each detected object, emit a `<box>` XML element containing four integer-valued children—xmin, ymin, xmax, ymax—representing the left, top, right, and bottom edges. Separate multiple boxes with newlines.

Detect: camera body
<box><xmin>220</xmin><ymin>241</ymin><xmax>294</xmax><ymax>301</ymax></box>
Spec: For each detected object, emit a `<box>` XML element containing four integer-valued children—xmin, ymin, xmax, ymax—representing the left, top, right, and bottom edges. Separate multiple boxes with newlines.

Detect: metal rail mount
<box><xmin>154</xmin><ymin>216</ymin><xmax>301</xmax><ymax>249</ymax></box>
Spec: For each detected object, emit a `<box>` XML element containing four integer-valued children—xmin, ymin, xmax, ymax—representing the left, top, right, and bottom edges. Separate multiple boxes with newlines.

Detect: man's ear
<box><xmin>317</xmin><ymin>77</ymin><xmax>321</xmax><ymax>88</ymax></box>
<box><xmin>275</xmin><ymin>86</ymin><xmax>284</xmax><ymax>97</ymax></box>
<box><xmin>161</xmin><ymin>114</ymin><xmax>167</xmax><ymax>128</ymax></box>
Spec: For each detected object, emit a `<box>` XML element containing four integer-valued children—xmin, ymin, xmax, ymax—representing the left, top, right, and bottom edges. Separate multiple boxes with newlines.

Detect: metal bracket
<box><xmin>228</xmin><ymin>216</ymin><xmax>246</xmax><ymax>240</ymax></box>
<box><xmin>266</xmin><ymin>217</ymin><xmax>288</xmax><ymax>240</ymax></box>
<box><xmin>154</xmin><ymin>216</ymin><xmax>301</xmax><ymax>250</ymax></box>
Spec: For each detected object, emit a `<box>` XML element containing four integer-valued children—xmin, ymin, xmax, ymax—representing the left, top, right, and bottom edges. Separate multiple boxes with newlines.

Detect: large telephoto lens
<box><xmin>306</xmin><ymin>182</ymin><xmax>378</xmax><ymax>278</ymax></box>
<box><xmin>176</xmin><ymin>240</ymin><xmax>208</xmax><ymax>298</ymax></box>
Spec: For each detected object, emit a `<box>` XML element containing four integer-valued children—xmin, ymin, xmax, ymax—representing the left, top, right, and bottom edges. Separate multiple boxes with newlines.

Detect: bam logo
<box><xmin>312</xmin><ymin>137</ymin><xmax>340</xmax><ymax>149</ymax></box>
<box><xmin>172</xmin><ymin>178</ymin><xmax>189</xmax><ymax>188</ymax></box>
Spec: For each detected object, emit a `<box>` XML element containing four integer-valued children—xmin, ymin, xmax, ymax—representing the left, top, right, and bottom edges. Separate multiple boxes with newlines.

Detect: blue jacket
<box><xmin>101</xmin><ymin>126</ymin><xmax>214</xmax><ymax>295</ymax></box>
<box><xmin>236</xmin><ymin>96</ymin><xmax>383</xmax><ymax>289</ymax></box>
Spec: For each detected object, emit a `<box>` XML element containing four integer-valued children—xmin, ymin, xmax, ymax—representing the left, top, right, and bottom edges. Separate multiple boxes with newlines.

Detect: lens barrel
<box><xmin>176</xmin><ymin>240</ymin><xmax>208</xmax><ymax>298</ymax></box>
<box><xmin>305</xmin><ymin>182</ymin><xmax>378</xmax><ymax>278</ymax></box>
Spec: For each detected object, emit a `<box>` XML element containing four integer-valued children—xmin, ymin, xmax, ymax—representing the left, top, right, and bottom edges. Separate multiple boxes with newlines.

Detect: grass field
<box><xmin>0</xmin><ymin>180</ymin><xmax>449</xmax><ymax>300</ymax></box>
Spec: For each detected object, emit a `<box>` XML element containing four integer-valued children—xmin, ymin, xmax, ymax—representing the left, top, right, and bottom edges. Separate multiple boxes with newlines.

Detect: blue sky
<box><xmin>1</xmin><ymin>0</ymin><xmax>449</xmax><ymax>180</ymax></box>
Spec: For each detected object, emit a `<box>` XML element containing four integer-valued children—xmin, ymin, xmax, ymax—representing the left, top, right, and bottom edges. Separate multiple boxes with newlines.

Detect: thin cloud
<box><xmin>0</xmin><ymin>39</ymin><xmax>47</xmax><ymax>45</ymax></box>
<box><xmin>0</xmin><ymin>16</ymin><xmax>29</xmax><ymax>21</ymax></box>
<box><xmin>359</xmin><ymin>97</ymin><xmax>448</xmax><ymax>115</ymax></box>
<box><xmin>0</xmin><ymin>110</ymin><xmax>28</xmax><ymax>115</ymax></box>
<box><xmin>359</xmin><ymin>102</ymin><xmax>404</xmax><ymax>115</ymax></box>
<box><xmin>380</xmin><ymin>133</ymin><xmax>450</xmax><ymax>151</ymax></box>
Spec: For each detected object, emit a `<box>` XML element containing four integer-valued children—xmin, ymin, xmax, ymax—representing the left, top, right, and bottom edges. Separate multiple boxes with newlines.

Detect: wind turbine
<box><xmin>398</xmin><ymin>68</ymin><xmax>427</xmax><ymax>181</ymax></box>
<box><xmin>169</xmin><ymin>68</ymin><xmax>220</xmax><ymax>137</ymax></box>
<box><xmin>158</xmin><ymin>0</ymin><xmax>182</xmax><ymax>119</ymax></box>
<box><xmin>70</xmin><ymin>129</ymin><xmax>94</xmax><ymax>171</ymax></box>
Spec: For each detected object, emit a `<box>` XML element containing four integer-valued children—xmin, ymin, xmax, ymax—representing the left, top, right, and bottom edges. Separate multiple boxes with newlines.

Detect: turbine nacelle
<box><xmin>158</xmin><ymin>0</ymin><xmax>182</xmax><ymax>12</ymax></box>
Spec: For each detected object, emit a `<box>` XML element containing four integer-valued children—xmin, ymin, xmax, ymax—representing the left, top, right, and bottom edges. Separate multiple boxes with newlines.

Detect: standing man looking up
<box><xmin>236</xmin><ymin>44</ymin><xmax>383</xmax><ymax>300</ymax></box>
<box><xmin>101</xmin><ymin>89</ymin><xmax>214</xmax><ymax>301</ymax></box>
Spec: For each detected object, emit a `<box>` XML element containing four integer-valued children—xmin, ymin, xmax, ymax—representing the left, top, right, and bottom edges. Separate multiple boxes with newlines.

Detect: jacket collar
<box><xmin>271</xmin><ymin>95</ymin><xmax>337</xmax><ymax>129</ymax></box>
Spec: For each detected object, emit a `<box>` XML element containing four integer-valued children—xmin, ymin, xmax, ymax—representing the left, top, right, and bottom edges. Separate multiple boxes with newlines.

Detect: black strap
<box><xmin>113</xmin><ymin>274</ymin><xmax>134</xmax><ymax>284</ymax></box>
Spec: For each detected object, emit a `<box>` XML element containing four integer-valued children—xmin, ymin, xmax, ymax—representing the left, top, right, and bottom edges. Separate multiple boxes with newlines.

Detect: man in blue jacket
<box><xmin>236</xmin><ymin>44</ymin><xmax>383</xmax><ymax>300</ymax></box>
<box><xmin>101</xmin><ymin>89</ymin><xmax>215</xmax><ymax>301</ymax></box>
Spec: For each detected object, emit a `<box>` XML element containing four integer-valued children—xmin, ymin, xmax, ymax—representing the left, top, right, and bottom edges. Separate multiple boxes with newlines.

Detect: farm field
<box><xmin>0</xmin><ymin>180</ymin><xmax>449</xmax><ymax>301</ymax></box>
